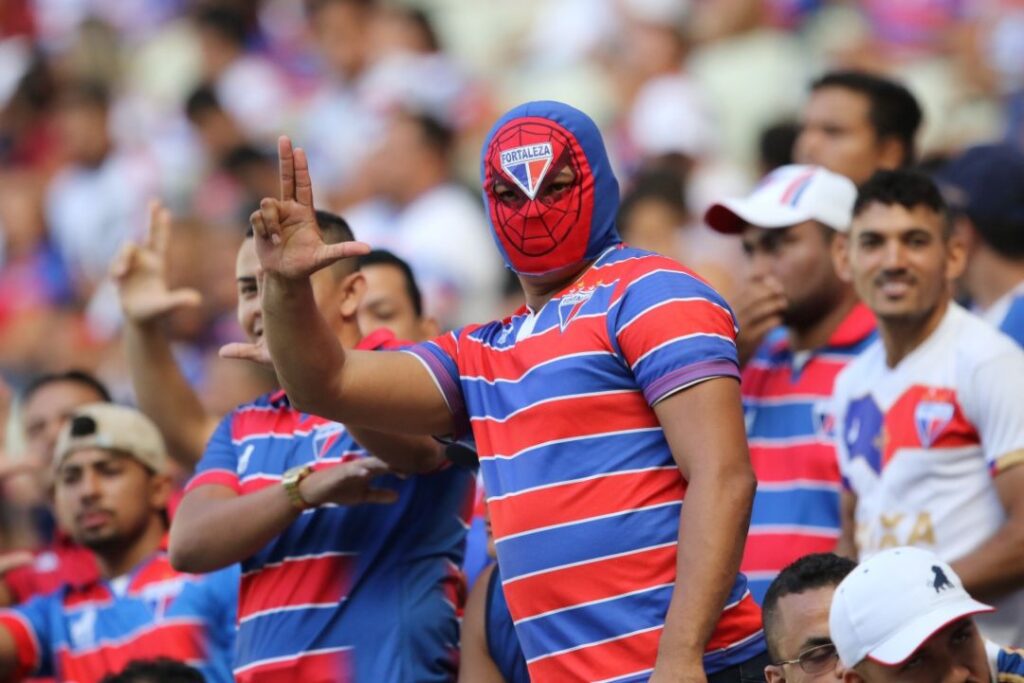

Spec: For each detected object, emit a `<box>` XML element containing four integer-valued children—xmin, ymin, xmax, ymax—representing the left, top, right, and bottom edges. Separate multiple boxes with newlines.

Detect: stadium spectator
<box><xmin>935</xmin><ymin>143</ymin><xmax>1024</xmax><ymax>347</ymax></box>
<box><xmin>830</xmin><ymin>547</ymin><xmax>1024</xmax><ymax>682</ymax></box>
<box><xmin>0</xmin><ymin>404</ymin><xmax>237</xmax><ymax>682</ymax></box>
<box><xmin>344</xmin><ymin>109</ymin><xmax>502</xmax><ymax>327</ymax></box>
<box><xmin>247</xmin><ymin>103</ymin><xmax>767</xmax><ymax>681</ymax></box>
<box><xmin>99</xmin><ymin>659</ymin><xmax>204</xmax><ymax>683</ymax></box>
<box><xmin>705</xmin><ymin>165</ymin><xmax>873</xmax><ymax>602</ymax></box>
<box><xmin>794</xmin><ymin>71</ymin><xmax>923</xmax><ymax>185</ymax></box>
<box><xmin>761</xmin><ymin>553</ymin><xmax>856</xmax><ymax>682</ymax></box>
<box><xmin>355</xmin><ymin>249</ymin><xmax>440</xmax><ymax>344</ymax></box>
<box><xmin>0</xmin><ymin>371</ymin><xmax>110</xmax><ymax>606</ymax></box>
<box><xmin>832</xmin><ymin>170</ymin><xmax>1024</xmax><ymax>646</ymax></box>
<box><xmin>169</xmin><ymin>210</ymin><xmax>473</xmax><ymax>682</ymax></box>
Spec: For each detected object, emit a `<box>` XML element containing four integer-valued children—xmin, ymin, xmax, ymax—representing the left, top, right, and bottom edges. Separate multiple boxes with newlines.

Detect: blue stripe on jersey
<box><xmin>496</xmin><ymin>503</ymin><xmax>681</xmax><ymax>580</ymax></box>
<box><xmin>750</xmin><ymin>488</ymin><xmax>842</xmax><ymax>527</ymax></box>
<box><xmin>998</xmin><ymin>294</ymin><xmax>1024</xmax><ymax>348</ymax></box>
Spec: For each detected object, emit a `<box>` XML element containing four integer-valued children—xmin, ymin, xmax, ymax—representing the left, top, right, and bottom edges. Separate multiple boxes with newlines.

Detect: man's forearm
<box><xmin>124</xmin><ymin>320</ymin><xmax>217</xmax><ymax>468</ymax></box>
<box><xmin>262</xmin><ymin>274</ymin><xmax>346</xmax><ymax>416</ymax></box>
<box><xmin>658</xmin><ymin>466</ymin><xmax>756</xmax><ymax>670</ymax></box>
<box><xmin>951</xmin><ymin>519</ymin><xmax>1024</xmax><ymax>602</ymax></box>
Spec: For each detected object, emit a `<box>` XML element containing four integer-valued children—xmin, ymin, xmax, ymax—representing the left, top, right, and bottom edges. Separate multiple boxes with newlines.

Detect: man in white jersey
<box><xmin>831</xmin><ymin>170</ymin><xmax>1024</xmax><ymax>646</ymax></box>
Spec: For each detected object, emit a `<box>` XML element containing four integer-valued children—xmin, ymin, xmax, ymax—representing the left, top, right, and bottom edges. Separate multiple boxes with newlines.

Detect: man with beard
<box><xmin>705</xmin><ymin>165</ymin><xmax>874</xmax><ymax>602</ymax></box>
<box><xmin>235</xmin><ymin>101</ymin><xmax>767</xmax><ymax>681</ymax></box>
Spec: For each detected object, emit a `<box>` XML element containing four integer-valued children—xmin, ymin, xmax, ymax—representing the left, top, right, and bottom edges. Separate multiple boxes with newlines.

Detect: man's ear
<box><xmin>420</xmin><ymin>315</ymin><xmax>441</xmax><ymax>340</ymax></box>
<box><xmin>831</xmin><ymin>232</ymin><xmax>853</xmax><ymax>284</ymax></box>
<box><xmin>764</xmin><ymin>663</ymin><xmax>786</xmax><ymax>683</ymax></box>
<box><xmin>877</xmin><ymin>136</ymin><xmax>906</xmax><ymax>172</ymax></box>
<box><xmin>149</xmin><ymin>472</ymin><xmax>173</xmax><ymax>512</ymax></box>
<box><xmin>339</xmin><ymin>272</ymin><xmax>366</xmax><ymax>319</ymax></box>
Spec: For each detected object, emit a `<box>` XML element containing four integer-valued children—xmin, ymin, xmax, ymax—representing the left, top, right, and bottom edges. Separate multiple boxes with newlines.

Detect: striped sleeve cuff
<box><xmin>646</xmin><ymin>359</ymin><xmax>740</xmax><ymax>406</ymax></box>
<box><xmin>184</xmin><ymin>469</ymin><xmax>241</xmax><ymax>495</ymax></box>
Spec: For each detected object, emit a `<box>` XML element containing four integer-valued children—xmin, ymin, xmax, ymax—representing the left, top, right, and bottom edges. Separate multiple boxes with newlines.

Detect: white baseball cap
<box><xmin>829</xmin><ymin>547</ymin><xmax>993</xmax><ymax>668</ymax></box>
<box><xmin>705</xmin><ymin>164</ymin><xmax>857</xmax><ymax>234</ymax></box>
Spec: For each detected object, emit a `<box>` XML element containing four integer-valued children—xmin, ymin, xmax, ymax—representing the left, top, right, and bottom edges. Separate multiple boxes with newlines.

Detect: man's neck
<box><xmin>520</xmin><ymin>260</ymin><xmax>595</xmax><ymax>312</ymax></box>
<box><xmin>878</xmin><ymin>297</ymin><xmax>951</xmax><ymax>368</ymax></box>
<box><xmin>788</xmin><ymin>289</ymin><xmax>860</xmax><ymax>353</ymax></box>
<box><xmin>967</xmin><ymin>249</ymin><xmax>1024</xmax><ymax>311</ymax></box>
<box><xmin>97</xmin><ymin>519</ymin><xmax>165</xmax><ymax>580</ymax></box>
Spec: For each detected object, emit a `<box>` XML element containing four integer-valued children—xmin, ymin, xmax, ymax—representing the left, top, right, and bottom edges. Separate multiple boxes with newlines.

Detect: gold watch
<box><xmin>282</xmin><ymin>464</ymin><xmax>314</xmax><ymax>510</ymax></box>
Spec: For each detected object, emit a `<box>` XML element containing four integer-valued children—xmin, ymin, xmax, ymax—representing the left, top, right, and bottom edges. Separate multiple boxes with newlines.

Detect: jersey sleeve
<box><xmin>169</xmin><ymin>565</ymin><xmax>240</xmax><ymax>658</ymax></box>
<box><xmin>0</xmin><ymin>593</ymin><xmax>55</xmax><ymax>679</ymax></box>
<box><xmin>961</xmin><ymin>349</ymin><xmax>1024</xmax><ymax>476</ymax></box>
<box><xmin>185</xmin><ymin>413</ymin><xmax>241</xmax><ymax>494</ymax></box>
<box><xmin>830</xmin><ymin>369</ymin><xmax>855</xmax><ymax>492</ymax></box>
<box><xmin>402</xmin><ymin>329</ymin><xmax>471</xmax><ymax>438</ymax></box>
<box><xmin>607</xmin><ymin>265</ymin><xmax>740</xmax><ymax>405</ymax></box>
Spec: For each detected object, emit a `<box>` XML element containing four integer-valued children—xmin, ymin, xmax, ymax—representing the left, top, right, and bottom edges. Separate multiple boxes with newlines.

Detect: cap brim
<box><xmin>867</xmin><ymin>599</ymin><xmax>993</xmax><ymax>666</ymax></box>
<box><xmin>704</xmin><ymin>198</ymin><xmax>809</xmax><ymax>235</ymax></box>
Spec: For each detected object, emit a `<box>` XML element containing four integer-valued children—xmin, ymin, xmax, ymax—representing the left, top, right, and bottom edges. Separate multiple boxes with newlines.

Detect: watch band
<box><xmin>282</xmin><ymin>465</ymin><xmax>314</xmax><ymax>510</ymax></box>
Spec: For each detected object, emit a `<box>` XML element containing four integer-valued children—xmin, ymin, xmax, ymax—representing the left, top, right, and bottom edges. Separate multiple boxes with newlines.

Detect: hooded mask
<box><xmin>481</xmin><ymin>101</ymin><xmax>621</xmax><ymax>276</ymax></box>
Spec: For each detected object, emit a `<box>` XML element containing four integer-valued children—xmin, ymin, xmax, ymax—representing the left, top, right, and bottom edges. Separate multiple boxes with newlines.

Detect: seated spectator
<box><xmin>100</xmin><ymin>659</ymin><xmax>204</xmax><ymax>683</ymax></box>
<box><xmin>761</xmin><ymin>553</ymin><xmax>856</xmax><ymax>682</ymax></box>
<box><xmin>830</xmin><ymin>547</ymin><xmax>1024</xmax><ymax>682</ymax></box>
<box><xmin>0</xmin><ymin>404</ymin><xmax>236</xmax><ymax>682</ymax></box>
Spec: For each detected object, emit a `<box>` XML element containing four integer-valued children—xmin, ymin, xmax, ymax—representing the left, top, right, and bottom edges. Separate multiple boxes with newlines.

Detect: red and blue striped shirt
<box><xmin>187</xmin><ymin>330</ymin><xmax>475</xmax><ymax>683</ymax></box>
<box><xmin>407</xmin><ymin>245</ymin><xmax>764</xmax><ymax>682</ymax></box>
<box><xmin>0</xmin><ymin>547</ymin><xmax>237</xmax><ymax>683</ymax></box>
<box><xmin>739</xmin><ymin>304</ymin><xmax>875</xmax><ymax>602</ymax></box>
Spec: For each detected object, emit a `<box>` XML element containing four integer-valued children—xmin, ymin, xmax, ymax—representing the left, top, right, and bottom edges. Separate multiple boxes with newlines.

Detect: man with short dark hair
<box><xmin>761</xmin><ymin>553</ymin><xmax>856</xmax><ymax>682</ymax></box>
<box><xmin>100</xmin><ymin>659</ymin><xmax>204</xmax><ymax>683</ymax></box>
<box><xmin>0</xmin><ymin>404</ymin><xmax>237</xmax><ymax>682</ymax></box>
<box><xmin>356</xmin><ymin>249</ymin><xmax>440</xmax><ymax>344</ymax></box>
<box><xmin>832</xmin><ymin>170</ymin><xmax>1024</xmax><ymax>645</ymax></box>
<box><xmin>795</xmin><ymin>71</ymin><xmax>922</xmax><ymax>185</ymax></box>
<box><xmin>830</xmin><ymin>547</ymin><xmax>1024</xmax><ymax>682</ymax></box>
<box><xmin>936</xmin><ymin>143</ymin><xmax>1024</xmax><ymax>347</ymax></box>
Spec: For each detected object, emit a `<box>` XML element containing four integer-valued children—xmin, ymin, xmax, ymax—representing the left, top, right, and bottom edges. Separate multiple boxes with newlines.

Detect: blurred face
<box><xmin>795</xmin><ymin>88</ymin><xmax>894</xmax><ymax>185</ymax></box>
<box><xmin>741</xmin><ymin>221</ymin><xmax>845</xmax><ymax>330</ymax></box>
<box><xmin>765</xmin><ymin>587</ymin><xmax>842</xmax><ymax>683</ymax></box>
<box><xmin>54</xmin><ymin>103</ymin><xmax>110</xmax><ymax>167</ymax></box>
<box><xmin>54</xmin><ymin>449</ymin><xmax>167</xmax><ymax>551</ymax></box>
<box><xmin>358</xmin><ymin>264</ymin><xmax>435</xmax><ymax>342</ymax></box>
<box><xmin>844</xmin><ymin>202</ymin><xmax>963</xmax><ymax>326</ymax></box>
<box><xmin>845</xmin><ymin>619</ymin><xmax>989</xmax><ymax>683</ymax></box>
<box><xmin>312</xmin><ymin>0</ymin><xmax>370</xmax><ymax>80</ymax></box>
<box><xmin>22</xmin><ymin>382</ymin><xmax>107</xmax><ymax>466</ymax></box>
<box><xmin>236</xmin><ymin>239</ymin><xmax>261</xmax><ymax>342</ymax></box>
<box><xmin>619</xmin><ymin>197</ymin><xmax>683</xmax><ymax>261</ymax></box>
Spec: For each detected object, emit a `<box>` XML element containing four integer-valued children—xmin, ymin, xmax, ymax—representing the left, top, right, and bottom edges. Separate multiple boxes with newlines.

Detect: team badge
<box><xmin>558</xmin><ymin>286</ymin><xmax>595</xmax><ymax>331</ymax></box>
<box><xmin>500</xmin><ymin>143</ymin><xmax>553</xmax><ymax>200</ymax></box>
<box><xmin>312</xmin><ymin>422</ymin><xmax>347</xmax><ymax>459</ymax></box>
<box><xmin>813</xmin><ymin>399</ymin><xmax>836</xmax><ymax>438</ymax></box>
<box><xmin>914</xmin><ymin>400</ymin><xmax>954</xmax><ymax>448</ymax></box>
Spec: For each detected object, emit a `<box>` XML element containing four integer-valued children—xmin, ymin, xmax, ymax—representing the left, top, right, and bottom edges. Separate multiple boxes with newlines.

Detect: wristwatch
<box><xmin>282</xmin><ymin>464</ymin><xmax>314</xmax><ymax>510</ymax></box>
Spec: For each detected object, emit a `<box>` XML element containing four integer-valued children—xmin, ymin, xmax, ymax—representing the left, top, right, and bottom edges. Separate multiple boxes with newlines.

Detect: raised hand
<box><xmin>298</xmin><ymin>457</ymin><xmax>399</xmax><ymax>507</ymax></box>
<box><xmin>251</xmin><ymin>136</ymin><xmax>370</xmax><ymax>280</ymax></box>
<box><xmin>112</xmin><ymin>201</ymin><xmax>202</xmax><ymax>324</ymax></box>
<box><xmin>219</xmin><ymin>336</ymin><xmax>272</xmax><ymax>365</ymax></box>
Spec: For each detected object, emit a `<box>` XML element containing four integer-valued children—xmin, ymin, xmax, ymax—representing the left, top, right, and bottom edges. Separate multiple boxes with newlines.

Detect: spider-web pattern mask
<box><xmin>485</xmin><ymin>118</ymin><xmax>595</xmax><ymax>274</ymax></box>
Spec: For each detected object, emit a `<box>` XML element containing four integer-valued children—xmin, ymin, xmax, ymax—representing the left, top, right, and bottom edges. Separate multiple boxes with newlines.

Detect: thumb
<box><xmin>219</xmin><ymin>342</ymin><xmax>273</xmax><ymax>365</ymax></box>
<box><xmin>167</xmin><ymin>288</ymin><xmax>203</xmax><ymax>310</ymax></box>
<box><xmin>312</xmin><ymin>241</ymin><xmax>373</xmax><ymax>272</ymax></box>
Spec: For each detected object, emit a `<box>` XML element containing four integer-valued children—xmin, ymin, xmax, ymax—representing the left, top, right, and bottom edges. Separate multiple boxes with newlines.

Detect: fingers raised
<box><xmin>278</xmin><ymin>135</ymin><xmax>295</xmax><ymax>202</ymax></box>
<box><xmin>293</xmin><ymin>147</ymin><xmax>314</xmax><ymax>208</ymax></box>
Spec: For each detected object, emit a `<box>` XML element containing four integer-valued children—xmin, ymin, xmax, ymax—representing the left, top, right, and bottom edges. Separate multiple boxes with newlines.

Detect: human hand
<box><xmin>733</xmin><ymin>275</ymin><xmax>786</xmax><ymax>366</ymax></box>
<box><xmin>298</xmin><ymin>456</ymin><xmax>399</xmax><ymax>507</ymax></box>
<box><xmin>218</xmin><ymin>336</ymin><xmax>272</xmax><ymax>365</ymax></box>
<box><xmin>111</xmin><ymin>200</ymin><xmax>202</xmax><ymax>324</ymax></box>
<box><xmin>250</xmin><ymin>136</ymin><xmax>370</xmax><ymax>281</ymax></box>
<box><xmin>0</xmin><ymin>551</ymin><xmax>32</xmax><ymax>576</ymax></box>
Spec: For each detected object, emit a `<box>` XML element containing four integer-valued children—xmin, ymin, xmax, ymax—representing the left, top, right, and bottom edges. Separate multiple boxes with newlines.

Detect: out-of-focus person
<box><xmin>935</xmin><ymin>143</ymin><xmax>1024</xmax><ymax>347</ymax></box>
<box><xmin>99</xmin><ymin>658</ymin><xmax>205</xmax><ymax>683</ymax></box>
<box><xmin>832</xmin><ymin>170</ymin><xmax>1024</xmax><ymax>646</ymax></box>
<box><xmin>761</xmin><ymin>553</ymin><xmax>856</xmax><ymax>683</ymax></box>
<box><xmin>794</xmin><ymin>71</ymin><xmax>922</xmax><ymax>185</ymax></box>
<box><xmin>355</xmin><ymin>249</ymin><xmax>439</xmax><ymax>344</ymax></box>
<box><xmin>0</xmin><ymin>404</ymin><xmax>237</xmax><ymax>683</ymax></box>
<box><xmin>830</xmin><ymin>547</ymin><xmax>1024</xmax><ymax>682</ymax></box>
<box><xmin>705</xmin><ymin>165</ymin><xmax>873</xmax><ymax>603</ymax></box>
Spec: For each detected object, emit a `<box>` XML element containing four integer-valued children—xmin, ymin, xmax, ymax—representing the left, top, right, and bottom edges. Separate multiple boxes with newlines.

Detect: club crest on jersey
<box><xmin>558</xmin><ymin>286</ymin><xmax>595</xmax><ymax>331</ymax></box>
<box><xmin>312</xmin><ymin>422</ymin><xmax>347</xmax><ymax>459</ymax></box>
<box><xmin>813</xmin><ymin>399</ymin><xmax>836</xmax><ymax>439</ymax></box>
<box><xmin>914</xmin><ymin>400</ymin><xmax>954</xmax><ymax>448</ymax></box>
<box><xmin>500</xmin><ymin>143</ymin><xmax>553</xmax><ymax>200</ymax></box>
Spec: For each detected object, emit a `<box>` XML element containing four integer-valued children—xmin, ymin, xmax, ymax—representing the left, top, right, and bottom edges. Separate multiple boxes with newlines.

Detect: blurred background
<box><xmin>0</xmin><ymin>0</ymin><xmax>1021</xmax><ymax>410</ymax></box>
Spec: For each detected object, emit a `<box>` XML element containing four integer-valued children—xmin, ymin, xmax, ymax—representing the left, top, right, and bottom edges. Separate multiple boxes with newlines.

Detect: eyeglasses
<box><xmin>777</xmin><ymin>642</ymin><xmax>839</xmax><ymax>674</ymax></box>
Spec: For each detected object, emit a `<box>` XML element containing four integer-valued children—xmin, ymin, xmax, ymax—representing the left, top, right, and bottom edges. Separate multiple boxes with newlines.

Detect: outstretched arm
<box><xmin>112</xmin><ymin>202</ymin><xmax>218</xmax><ymax>468</ymax></box>
<box><xmin>234</xmin><ymin>137</ymin><xmax>454</xmax><ymax>438</ymax></box>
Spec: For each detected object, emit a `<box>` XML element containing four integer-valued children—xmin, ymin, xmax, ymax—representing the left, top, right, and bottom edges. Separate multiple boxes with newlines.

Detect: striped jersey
<box><xmin>988</xmin><ymin>640</ymin><xmax>1024</xmax><ymax>676</ymax></box>
<box><xmin>834</xmin><ymin>304</ymin><xmax>1024</xmax><ymax>646</ymax></box>
<box><xmin>981</xmin><ymin>281</ymin><xmax>1024</xmax><ymax>349</ymax></box>
<box><xmin>0</xmin><ymin>546</ymin><xmax>237</xmax><ymax>683</ymax></box>
<box><xmin>740</xmin><ymin>303</ymin><xmax>876</xmax><ymax>602</ymax></box>
<box><xmin>406</xmin><ymin>245</ymin><xmax>765</xmax><ymax>682</ymax></box>
<box><xmin>187</xmin><ymin>331</ymin><xmax>474</xmax><ymax>683</ymax></box>
<box><xmin>485</xmin><ymin>566</ymin><xmax>528</xmax><ymax>683</ymax></box>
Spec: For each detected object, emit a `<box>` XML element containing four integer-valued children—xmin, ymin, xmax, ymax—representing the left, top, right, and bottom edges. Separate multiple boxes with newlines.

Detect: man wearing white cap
<box><xmin>830</xmin><ymin>547</ymin><xmax>1024</xmax><ymax>682</ymax></box>
<box><xmin>705</xmin><ymin>165</ymin><xmax>876</xmax><ymax>603</ymax></box>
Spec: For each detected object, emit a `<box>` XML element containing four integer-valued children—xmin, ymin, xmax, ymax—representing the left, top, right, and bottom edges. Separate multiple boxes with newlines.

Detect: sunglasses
<box><xmin>777</xmin><ymin>642</ymin><xmax>839</xmax><ymax>674</ymax></box>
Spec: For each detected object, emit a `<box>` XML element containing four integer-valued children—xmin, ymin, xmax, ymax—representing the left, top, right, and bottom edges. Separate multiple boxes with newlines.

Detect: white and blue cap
<box><xmin>705</xmin><ymin>164</ymin><xmax>857</xmax><ymax>234</ymax></box>
<box><xmin>829</xmin><ymin>547</ymin><xmax>993</xmax><ymax>668</ymax></box>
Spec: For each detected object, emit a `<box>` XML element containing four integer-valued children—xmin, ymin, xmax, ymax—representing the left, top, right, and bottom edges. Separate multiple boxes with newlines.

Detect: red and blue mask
<box><xmin>481</xmin><ymin>101</ymin><xmax>621</xmax><ymax>276</ymax></box>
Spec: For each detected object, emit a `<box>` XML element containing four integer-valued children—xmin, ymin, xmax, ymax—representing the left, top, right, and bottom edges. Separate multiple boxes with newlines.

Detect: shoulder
<box><xmin>951</xmin><ymin>306</ymin><xmax>1022</xmax><ymax>367</ymax></box>
<box><xmin>833</xmin><ymin>340</ymin><xmax>883</xmax><ymax>397</ymax></box>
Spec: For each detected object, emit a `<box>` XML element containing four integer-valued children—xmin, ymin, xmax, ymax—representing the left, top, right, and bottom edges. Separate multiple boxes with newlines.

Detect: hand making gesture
<box><xmin>111</xmin><ymin>201</ymin><xmax>202</xmax><ymax>324</ymax></box>
<box><xmin>250</xmin><ymin>136</ymin><xmax>370</xmax><ymax>280</ymax></box>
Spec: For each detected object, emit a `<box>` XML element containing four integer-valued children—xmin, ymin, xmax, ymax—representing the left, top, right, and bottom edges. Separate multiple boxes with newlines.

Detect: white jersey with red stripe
<box><xmin>833</xmin><ymin>303</ymin><xmax>1024</xmax><ymax>646</ymax></box>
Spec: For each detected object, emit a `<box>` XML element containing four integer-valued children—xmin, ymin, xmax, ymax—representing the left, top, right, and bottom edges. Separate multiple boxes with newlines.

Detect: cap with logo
<box><xmin>829</xmin><ymin>547</ymin><xmax>993</xmax><ymax>668</ymax></box>
<box><xmin>53</xmin><ymin>403</ymin><xmax>168</xmax><ymax>474</ymax></box>
<box><xmin>705</xmin><ymin>164</ymin><xmax>857</xmax><ymax>235</ymax></box>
